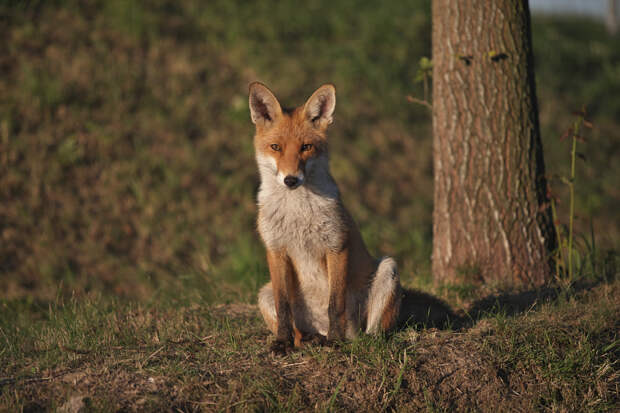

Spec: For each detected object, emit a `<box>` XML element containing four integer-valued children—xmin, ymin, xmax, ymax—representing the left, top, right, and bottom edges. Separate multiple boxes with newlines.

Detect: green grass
<box><xmin>0</xmin><ymin>1</ymin><xmax>619</xmax><ymax>411</ymax></box>
<box><xmin>1</xmin><ymin>278</ymin><xmax>617</xmax><ymax>411</ymax></box>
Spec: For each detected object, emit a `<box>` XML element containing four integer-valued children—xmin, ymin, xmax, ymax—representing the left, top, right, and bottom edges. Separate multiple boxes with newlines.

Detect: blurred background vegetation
<box><xmin>1</xmin><ymin>0</ymin><xmax>618</xmax><ymax>304</ymax></box>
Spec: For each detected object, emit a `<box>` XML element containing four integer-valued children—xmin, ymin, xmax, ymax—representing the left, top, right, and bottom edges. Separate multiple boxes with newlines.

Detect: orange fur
<box><xmin>250</xmin><ymin>82</ymin><xmax>401</xmax><ymax>349</ymax></box>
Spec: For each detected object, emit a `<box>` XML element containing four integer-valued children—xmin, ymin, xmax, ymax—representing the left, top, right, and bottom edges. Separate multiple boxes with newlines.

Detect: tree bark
<box><xmin>431</xmin><ymin>0</ymin><xmax>555</xmax><ymax>286</ymax></box>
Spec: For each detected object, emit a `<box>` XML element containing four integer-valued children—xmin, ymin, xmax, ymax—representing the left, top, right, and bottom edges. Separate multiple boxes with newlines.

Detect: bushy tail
<box><xmin>366</xmin><ymin>257</ymin><xmax>401</xmax><ymax>334</ymax></box>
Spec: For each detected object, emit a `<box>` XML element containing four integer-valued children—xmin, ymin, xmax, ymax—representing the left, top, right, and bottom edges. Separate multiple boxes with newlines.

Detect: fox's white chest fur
<box><xmin>256</xmin><ymin>154</ymin><xmax>346</xmax><ymax>333</ymax></box>
<box><xmin>256</xmin><ymin>153</ymin><xmax>345</xmax><ymax>252</ymax></box>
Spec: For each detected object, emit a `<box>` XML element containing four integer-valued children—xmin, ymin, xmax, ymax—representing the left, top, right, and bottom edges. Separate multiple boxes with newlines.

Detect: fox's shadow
<box><xmin>397</xmin><ymin>288</ymin><xmax>457</xmax><ymax>330</ymax></box>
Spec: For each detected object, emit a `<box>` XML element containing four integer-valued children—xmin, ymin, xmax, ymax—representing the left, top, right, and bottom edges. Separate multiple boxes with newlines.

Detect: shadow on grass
<box><xmin>397</xmin><ymin>261</ymin><xmax>617</xmax><ymax>332</ymax></box>
<box><xmin>455</xmin><ymin>277</ymin><xmax>608</xmax><ymax>329</ymax></box>
<box><xmin>397</xmin><ymin>288</ymin><xmax>457</xmax><ymax>330</ymax></box>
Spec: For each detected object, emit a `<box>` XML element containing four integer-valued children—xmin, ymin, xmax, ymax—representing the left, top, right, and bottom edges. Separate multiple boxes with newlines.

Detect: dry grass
<box><xmin>1</xmin><ymin>280</ymin><xmax>618</xmax><ymax>411</ymax></box>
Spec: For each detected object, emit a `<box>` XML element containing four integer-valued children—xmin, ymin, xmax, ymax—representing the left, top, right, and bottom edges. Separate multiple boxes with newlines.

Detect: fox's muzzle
<box><xmin>284</xmin><ymin>175</ymin><xmax>300</xmax><ymax>188</ymax></box>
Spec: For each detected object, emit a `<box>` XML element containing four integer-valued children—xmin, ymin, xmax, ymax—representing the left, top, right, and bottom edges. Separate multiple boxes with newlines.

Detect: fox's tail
<box><xmin>366</xmin><ymin>257</ymin><xmax>401</xmax><ymax>334</ymax></box>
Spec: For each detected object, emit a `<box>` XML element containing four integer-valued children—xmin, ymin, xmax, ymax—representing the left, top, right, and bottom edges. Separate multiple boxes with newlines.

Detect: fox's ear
<box><xmin>303</xmin><ymin>84</ymin><xmax>336</xmax><ymax>129</ymax></box>
<box><xmin>249</xmin><ymin>82</ymin><xmax>282</xmax><ymax>127</ymax></box>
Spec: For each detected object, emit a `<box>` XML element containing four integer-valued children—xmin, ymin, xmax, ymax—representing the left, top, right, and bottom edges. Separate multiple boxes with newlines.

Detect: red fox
<box><xmin>249</xmin><ymin>82</ymin><xmax>401</xmax><ymax>353</ymax></box>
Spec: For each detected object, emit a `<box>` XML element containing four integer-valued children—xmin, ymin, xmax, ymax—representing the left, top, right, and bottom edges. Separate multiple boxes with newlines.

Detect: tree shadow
<box><xmin>453</xmin><ymin>277</ymin><xmax>607</xmax><ymax>329</ymax></box>
<box><xmin>397</xmin><ymin>273</ymin><xmax>614</xmax><ymax>332</ymax></box>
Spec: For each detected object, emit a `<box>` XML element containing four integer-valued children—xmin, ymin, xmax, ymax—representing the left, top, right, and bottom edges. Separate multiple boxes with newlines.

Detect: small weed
<box><xmin>323</xmin><ymin>376</ymin><xmax>345</xmax><ymax>412</ymax></box>
<box><xmin>407</xmin><ymin>56</ymin><xmax>433</xmax><ymax>110</ymax></box>
<box><xmin>382</xmin><ymin>349</ymin><xmax>408</xmax><ymax>410</ymax></box>
<box><xmin>550</xmin><ymin>107</ymin><xmax>594</xmax><ymax>287</ymax></box>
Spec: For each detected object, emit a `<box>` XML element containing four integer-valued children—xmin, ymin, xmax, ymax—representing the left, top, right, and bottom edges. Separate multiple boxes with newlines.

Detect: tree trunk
<box><xmin>431</xmin><ymin>0</ymin><xmax>555</xmax><ymax>286</ymax></box>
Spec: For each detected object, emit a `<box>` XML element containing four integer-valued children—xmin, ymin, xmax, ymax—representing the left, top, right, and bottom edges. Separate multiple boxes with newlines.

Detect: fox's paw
<box><xmin>327</xmin><ymin>328</ymin><xmax>346</xmax><ymax>343</ymax></box>
<box><xmin>304</xmin><ymin>333</ymin><xmax>329</xmax><ymax>347</ymax></box>
<box><xmin>305</xmin><ymin>333</ymin><xmax>342</xmax><ymax>349</ymax></box>
<box><xmin>324</xmin><ymin>338</ymin><xmax>343</xmax><ymax>349</ymax></box>
<box><xmin>270</xmin><ymin>339</ymin><xmax>294</xmax><ymax>356</ymax></box>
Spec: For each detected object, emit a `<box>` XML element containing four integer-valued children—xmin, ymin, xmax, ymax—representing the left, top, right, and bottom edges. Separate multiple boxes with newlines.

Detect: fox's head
<box><xmin>249</xmin><ymin>82</ymin><xmax>336</xmax><ymax>190</ymax></box>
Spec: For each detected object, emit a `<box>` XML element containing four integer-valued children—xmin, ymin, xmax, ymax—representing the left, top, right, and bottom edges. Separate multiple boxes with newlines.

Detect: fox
<box><xmin>249</xmin><ymin>82</ymin><xmax>401</xmax><ymax>354</ymax></box>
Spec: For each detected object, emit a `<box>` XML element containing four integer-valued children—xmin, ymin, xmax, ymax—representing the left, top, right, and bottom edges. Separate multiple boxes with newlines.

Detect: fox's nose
<box><xmin>284</xmin><ymin>175</ymin><xmax>299</xmax><ymax>188</ymax></box>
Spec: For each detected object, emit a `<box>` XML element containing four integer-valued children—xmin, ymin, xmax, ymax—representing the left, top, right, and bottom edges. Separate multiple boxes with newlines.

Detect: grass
<box><xmin>0</xmin><ymin>0</ymin><xmax>619</xmax><ymax>411</ymax></box>
<box><xmin>1</xmin><ymin>0</ymin><xmax>617</xmax><ymax>301</ymax></box>
<box><xmin>1</xmin><ymin>278</ymin><xmax>618</xmax><ymax>411</ymax></box>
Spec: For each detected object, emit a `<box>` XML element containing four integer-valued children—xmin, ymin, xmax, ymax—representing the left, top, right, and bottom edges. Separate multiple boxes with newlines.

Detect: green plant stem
<box><xmin>567</xmin><ymin>118</ymin><xmax>581</xmax><ymax>282</ymax></box>
<box><xmin>550</xmin><ymin>199</ymin><xmax>564</xmax><ymax>280</ymax></box>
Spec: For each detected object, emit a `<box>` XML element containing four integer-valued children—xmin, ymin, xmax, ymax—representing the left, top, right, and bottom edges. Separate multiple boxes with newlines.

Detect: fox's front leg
<box><xmin>266</xmin><ymin>249</ymin><xmax>296</xmax><ymax>354</ymax></box>
<box><xmin>326</xmin><ymin>248</ymin><xmax>349</xmax><ymax>342</ymax></box>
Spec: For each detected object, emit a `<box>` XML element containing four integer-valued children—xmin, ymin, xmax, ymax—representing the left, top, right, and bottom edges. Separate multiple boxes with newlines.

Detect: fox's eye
<box><xmin>270</xmin><ymin>144</ymin><xmax>281</xmax><ymax>151</ymax></box>
<box><xmin>301</xmin><ymin>143</ymin><xmax>313</xmax><ymax>152</ymax></box>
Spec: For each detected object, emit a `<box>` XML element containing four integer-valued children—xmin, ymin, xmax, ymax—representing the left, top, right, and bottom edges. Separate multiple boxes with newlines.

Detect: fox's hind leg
<box><xmin>258</xmin><ymin>282</ymin><xmax>303</xmax><ymax>347</ymax></box>
<box><xmin>365</xmin><ymin>257</ymin><xmax>401</xmax><ymax>334</ymax></box>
